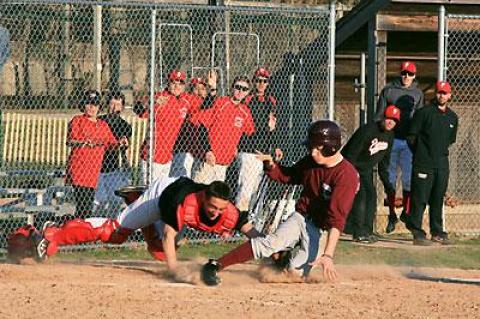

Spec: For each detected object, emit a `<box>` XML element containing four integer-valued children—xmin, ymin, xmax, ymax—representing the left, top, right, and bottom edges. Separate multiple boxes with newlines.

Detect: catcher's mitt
<box><xmin>444</xmin><ymin>195</ymin><xmax>459</xmax><ymax>208</ymax></box>
<box><xmin>201</xmin><ymin>259</ymin><xmax>221</xmax><ymax>286</ymax></box>
<box><xmin>114</xmin><ymin>185</ymin><xmax>147</xmax><ymax>205</ymax></box>
<box><xmin>7</xmin><ymin>225</ymin><xmax>43</xmax><ymax>263</ymax></box>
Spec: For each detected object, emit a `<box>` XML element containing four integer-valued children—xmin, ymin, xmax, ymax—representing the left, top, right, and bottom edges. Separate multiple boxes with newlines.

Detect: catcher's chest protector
<box><xmin>177</xmin><ymin>193</ymin><xmax>238</xmax><ymax>237</ymax></box>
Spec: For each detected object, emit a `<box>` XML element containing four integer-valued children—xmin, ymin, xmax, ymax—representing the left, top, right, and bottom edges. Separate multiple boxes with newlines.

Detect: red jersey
<box><xmin>266</xmin><ymin>156</ymin><xmax>359</xmax><ymax>231</ymax></box>
<box><xmin>66</xmin><ymin>114</ymin><xmax>117</xmax><ymax>188</ymax></box>
<box><xmin>139</xmin><ymin>91</ymin><xmax>190</xmax><ymax>164</ymax></box>
<box><xmin>191</xmin><ymin>96</ymin><xmax>255</xmax><ymax>165</ymax></box>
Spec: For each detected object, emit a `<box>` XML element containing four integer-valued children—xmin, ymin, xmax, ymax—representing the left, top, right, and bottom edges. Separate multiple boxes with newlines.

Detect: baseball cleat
<box><xmin>385</xmin><ymin>215</ymin><xmax>399</xmax><ymax>233</ymax></box>
<box><xmin>201</xmin><ymin>259</ymin><xmax>221</xmax><ymax>286</ymax></box>
<box><xmin>413</xmin><ymin>237</ymin><xmax>434</xmax><ymax>246</ymax></box>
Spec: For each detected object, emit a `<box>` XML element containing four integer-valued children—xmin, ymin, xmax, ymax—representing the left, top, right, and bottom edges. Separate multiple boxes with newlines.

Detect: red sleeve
<box><xmin>265</xmin><ymin>157</ymin><xmax>307</xmax><ymax>185</ymax></box>
<box><xmin>327</xmin><ymin>167</ymin><xmax>359</xmax><ymax>231</ymax></box>
<box><xmin>191</xmin><ymin>100</ymin><xmax>219</xmax><ymax>127</ymax></box>
<box><xmin>68</xmin><ymin>116</ymin><xmax>83</xmax><ymax>141</ymax></box>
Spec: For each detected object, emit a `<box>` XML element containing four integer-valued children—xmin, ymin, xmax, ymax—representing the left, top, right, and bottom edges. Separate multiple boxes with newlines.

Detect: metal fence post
<box><xmin>148</xmin><ymin>8</ymin><xmax>157</xmax><ymax>185</ymax></box>
<box><xmin>328</xmin><ymin>1</ymin><xmax>336</xmax><ymax>120</ymax></box>
<box><xmin>438</xmin><ymin>5</ymin><xmax>446</xmax><ymax>81</ymax></box>
<box><xmin>94</xmin><ymin>5</ymin><xmax>102</xmax><ymax>92</ymax></box>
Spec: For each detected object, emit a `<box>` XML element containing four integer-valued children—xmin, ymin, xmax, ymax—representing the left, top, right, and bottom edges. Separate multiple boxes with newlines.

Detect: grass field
<box><xmin>54</xmin><ymin>236</ymin><xmax>480</xmax><ymax>270</ymax></box>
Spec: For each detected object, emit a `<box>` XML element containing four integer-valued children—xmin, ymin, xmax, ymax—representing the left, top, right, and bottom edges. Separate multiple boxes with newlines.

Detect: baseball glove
<box><xmin>201</xmin><ymin>259</ymin><xmax>221</xmax><ymax>286</ymax></box>
<box><xmin>7</xmin><ymin>225</ymin><xmax>42</xmax><ymax>263</ymax></box>
<box><xmin>444</xmin><ymin>195</ymin><xmax>459</xmax><ymax>208</ymax></box>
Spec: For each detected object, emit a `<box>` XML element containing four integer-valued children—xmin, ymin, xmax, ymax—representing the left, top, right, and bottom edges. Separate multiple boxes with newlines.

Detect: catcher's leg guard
<box><xmin>141</xmin><ymin>224</ymin><xmax>166</xmax><ymax>261</ymax></box>
<box><xmin>43</xmin><ymin>218</ymin><xmax>132</xmax><ymax>257</ymax></box>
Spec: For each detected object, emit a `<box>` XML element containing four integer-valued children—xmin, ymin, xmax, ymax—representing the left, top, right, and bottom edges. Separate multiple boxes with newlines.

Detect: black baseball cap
<box><xmin>82</xmin><ymin>90</ymin><xmax>101</xmax><ymax>106</ymax></box>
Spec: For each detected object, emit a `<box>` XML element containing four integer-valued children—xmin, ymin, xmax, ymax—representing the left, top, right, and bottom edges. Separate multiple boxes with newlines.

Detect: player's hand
<box><xmin>255</xmin><ymin>150</ymin><xmax>274</xmax><ymax>167</ymax></box>
<box><xmin>207</xmin><ymin>69</ymin><xmax>218</xmax><ymax>89</ymax></box>
<box><xmin>274</xmin><ymin>148</ymin><xmax>283</xmax><ymax>161</ymax></box>
<box><xmin>205</xmin><ymin>151</ymin><xmax>216</xmax><ymax>165</ymax></box>
<box><xmin>118</xmin><ymin>136</ymin><xmax>129</xmax><ymax>148</ymax></box>
<box><xmin>309</xmin><ymin>255</ymin><xmax>337</xmax><ymax>282</ymax></box>
<box><xmin>268</xmin><ymin>113</ymin><xmax>276</xmax><ymax>131</ymax></box>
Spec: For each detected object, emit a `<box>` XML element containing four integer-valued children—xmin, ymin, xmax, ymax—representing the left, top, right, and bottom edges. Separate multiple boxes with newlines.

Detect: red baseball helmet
<box><xmin>384</xmin><ymin>105</ymin><xmax>401</xmax><ymax>122</ymax></box>
<box><xmin>168</xmin><ymin>70</ymin><xmax>186</xmax><ymax>82</ymax></box>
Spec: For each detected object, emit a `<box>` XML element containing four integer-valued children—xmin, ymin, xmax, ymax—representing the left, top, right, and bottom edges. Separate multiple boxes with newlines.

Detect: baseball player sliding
<box><xmin>201</xmin><ymin>120</ymin><xmax>360</xmax><ymax>285</ymax></box>
<box><xmin>7</xmin><ymin>177</ymin><xmax>262</xmax><ymax>274</ymax></box>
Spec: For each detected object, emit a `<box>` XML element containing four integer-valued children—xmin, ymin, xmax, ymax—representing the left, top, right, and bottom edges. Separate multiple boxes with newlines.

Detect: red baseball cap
<box><xmin>436</xmin><ymin>80</ymin><xmax>451</xmax><ymax>94</ymax></box>
<box><xmin>190</xmin><ymin>77</ymin><xmax>206</xmax><ymax>86</ymax></box>
<box><xmin>384</xmin><ymin>105</ymin><xmax>401</xmax><ymax>122</ymax></box>
<box><xmin>168</xmin><ymin>70</ymin><xmax>186</xmax><ymax>82</ymax></box>
<box><xmin>254</xmin><ymin>67</ymin><xmax>270</xmax><ymax>79</ymax></box>
<box><xmin>400</xmin><ymin>61</ymin><xmax>417</xmax><ymax>74</ymax></box>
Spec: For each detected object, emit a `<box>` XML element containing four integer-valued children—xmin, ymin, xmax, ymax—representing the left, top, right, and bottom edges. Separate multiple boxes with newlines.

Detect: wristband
<box><xmin>321</xmin><ymin>253</ymin><xmax>333</xmax><ymax>260</ymax></box>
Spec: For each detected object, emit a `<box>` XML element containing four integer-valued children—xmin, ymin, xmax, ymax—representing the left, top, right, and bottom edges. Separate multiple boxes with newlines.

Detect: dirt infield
<box><xmin>0</xmin><ymin>260</ymin><xmax>479</xmax><ymax>319</ymax></box>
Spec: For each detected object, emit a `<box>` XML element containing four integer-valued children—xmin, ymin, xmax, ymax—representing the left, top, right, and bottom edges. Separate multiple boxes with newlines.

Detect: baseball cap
<box><xmin>254</xmin><ymin>67</ymin><xmax>270</xmax><ymax>79</ymax></box>
<box><xmin>384</xmin><ymin>105</ymin><xmax>401</xmax><ymax>122</ymax></box>
<box><xmin>400</xmin><ymin>61</ymin><xmax>417</xmax><ymax>74</ymax></box>
<box><xmin>436</xmin><ymin>80</ymin><xmax>451</xmax><ymax>94</ymax></box>
<box><xmin>82</xmin><ymin>90</ymin><xmax>101</xmax><ymax>106</ymax></box>
<box><xmin>190</xmin><ymin>77</ymin><xmax>206</xmax><ymax>86</ymax></box>
<box><xmin>168</xmin><ymin>70</ymin><xmax>186</xmax><ymax>82</ymax></box>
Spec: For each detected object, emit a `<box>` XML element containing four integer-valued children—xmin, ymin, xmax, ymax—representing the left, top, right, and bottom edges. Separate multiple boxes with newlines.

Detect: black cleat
<box><xmin>413</xmin><ymin>237</ymin><xmax>434</xmax><ymax>246</ymax></box>
<box><xmin>201</xmin><ymin>259</ymin><xmax>221</xmax><ymax>286</ymax></box>
<box><xmin>385</xmin><ymin>215</ymin><xmax>399</xmax><ymax>234</ymax></box>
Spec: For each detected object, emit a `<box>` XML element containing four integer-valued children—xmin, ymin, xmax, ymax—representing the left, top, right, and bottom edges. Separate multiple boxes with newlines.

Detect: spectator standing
<box><xmin>191</xmin><ymin>75</ymin><xmax>255</xmax><ymax>184</ymax></box>
<box><xmin>66</xmin><ymin>90</ymin><xmax>120</xmax><ymax>218</ymax></box>
<box><xmin>235</xmin><ymin>67</ymin><xmax>280</xmax><ymax>212</ymax></box>
<box><xmin>93</xmin><ymin>91</ymin><xmax>132</xmax><ymax>215</ymax></box>
<box><xmin>375</xmin><ymin>61</ymin><xmax>425</xmax><ymax>233</ymax></box>
<box><xmin>342</xmin><ymin>105</ymin><xmax>400</xmax><ymax>243</ymax></box>
<box><xmin>171</xmin><ymin>71</ymin><xmax>218</xmax><ymax>178</ymax></box>
<box><xmin>134</xmin><ymin>70</ymin><xmax>190</xmax><ymax>183</ymax></box>
<box><xmin>405</xmin><ymin>81</ymin><xmax>458</xmax><ymax>246</ymax></box>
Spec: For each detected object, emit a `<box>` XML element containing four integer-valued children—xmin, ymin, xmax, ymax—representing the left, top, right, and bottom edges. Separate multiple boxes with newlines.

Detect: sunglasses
<box><xmin>255</xmin><ymin>79</ymin><xmax>269</xmax><ymax>84</ymax></box>
<box><xmin>400</xmin><ymin>71</ymin><xmax>415</xmax><ymax>77</ymax></box>
<box><xmin>233</xmin><ymin>84</ymin><xmax>250</xmax><ymax>92</ymax></box>
<box><xmin>170</xmin><ymin>80</ymin><xmax>185</xmax><ymax>85</ymax></box>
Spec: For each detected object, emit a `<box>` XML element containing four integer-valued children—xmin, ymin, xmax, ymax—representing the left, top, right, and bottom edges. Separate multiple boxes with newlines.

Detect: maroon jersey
<box><xmin>266</xmin><ymin>156</ymin><xmax>359</xmax><ymax>231</ymax></box>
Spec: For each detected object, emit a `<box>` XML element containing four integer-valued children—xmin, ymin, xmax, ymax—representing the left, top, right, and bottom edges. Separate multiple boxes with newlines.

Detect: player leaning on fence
<box><xmin>235</xmin><ymin>67</ymin><xmax>281</xmax><ymax>212</ymax></box>
<box><xmin>190</xmin><ymin>75</ymin><xmax>255</xmax><ymax>183</ymax></box>
<box><xmin>342</xmin><ymin>105</ymin><xmax>400</xmax><ymax>244</ymax></box>
<box><xmin>66</xmin><ymin>90</ymin><xmax>126</xmax><ymax>218</ymax></box>
<box><xmin>134</xmin><ymin>70</ymin><xmax>192</xmax><ymax>183</ymax></box>
<box><xmin>201</xmin><ymin>120</ymin><xmax>359</xmax><ymax>286</ymax></box>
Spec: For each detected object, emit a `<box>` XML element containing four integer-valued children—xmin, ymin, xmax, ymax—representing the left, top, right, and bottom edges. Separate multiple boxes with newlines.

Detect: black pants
<box><xmin>347</xmin><ymin>169</ymin><xmax>377</xmax><ymax>238</ymax></box>
<box><xmin>407</xmin><ymin>167</ymin><xmax>449</xmax><ymax>239</ymax></box>
<box><xmin>73</xmin><ymin>186</ymin><xmax>95</xmax><ymax>219</ymax></box>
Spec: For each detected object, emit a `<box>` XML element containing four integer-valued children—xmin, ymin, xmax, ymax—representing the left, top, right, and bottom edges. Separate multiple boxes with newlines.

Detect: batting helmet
<box><xmin>306</xmin><ymin>120</ymin><xmax>342</xmax><ymax>157</ymax></box>
<box><xmin>384</xmin><ymin>105</ymin><xmax>401</xmax><ymax>122</ymax></box>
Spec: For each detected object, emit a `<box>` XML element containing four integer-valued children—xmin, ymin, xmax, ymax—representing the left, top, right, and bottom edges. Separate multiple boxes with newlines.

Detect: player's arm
<box><xmin>406</xmin><ymin>107</ymin><xmax>425</xmax><ymax>150</ymax></box>
<box><xmin>162</xmin><ymin>223</ymin><xmax>178</xmax><ymax>271</ymax></box>
<box><xmin>255</xmin><ymin>151</ymin><xmax>304</xmax><ymax>185</ymax></box>
<box><xmin>236</xmin><ymin>210</ymin><xmax>263</xmax><ymax>239</ymax></box>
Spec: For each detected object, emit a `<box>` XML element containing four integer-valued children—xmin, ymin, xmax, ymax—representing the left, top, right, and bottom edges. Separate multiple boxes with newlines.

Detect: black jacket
<box><xmin>406</xmin><ymin>103</ymin><xmax>458</xmax><ymax>169</ymax></box>
<box><xmin>342</xmin><ymin>121</ymin><xmax>395</xmax><ymax>194</ymax></box>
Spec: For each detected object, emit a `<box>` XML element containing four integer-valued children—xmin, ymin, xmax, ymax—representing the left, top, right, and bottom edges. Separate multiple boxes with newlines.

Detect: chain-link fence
<box><xmin>442</xmin><ymin>14</ymin><xmax>480</xmax><ymax>235</ymax></box>
<box><xmin>0</xmin><ymin>0</ymin><xmax>334</xmax><ymax>253</ymax></box>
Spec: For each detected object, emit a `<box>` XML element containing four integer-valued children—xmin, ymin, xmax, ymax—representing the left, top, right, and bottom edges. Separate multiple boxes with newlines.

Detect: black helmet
<box><xmin>306</xmin><ymin>120</ymin><xmax>342</xmax><ymax>157</ymax></box>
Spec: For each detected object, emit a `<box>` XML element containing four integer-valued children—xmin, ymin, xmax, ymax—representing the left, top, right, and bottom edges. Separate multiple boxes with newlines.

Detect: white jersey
<box><xmin>116</xmin><ymin>177</ymin><xmax>179</xmax><ymax>230</ymax></box>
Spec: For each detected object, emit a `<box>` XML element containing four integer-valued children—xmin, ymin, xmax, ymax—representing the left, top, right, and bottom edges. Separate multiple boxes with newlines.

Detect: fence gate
<box><xmin>443</xmin><ymin>14</ymin><xmax>480</xmax><ymax>235</ymax></box>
